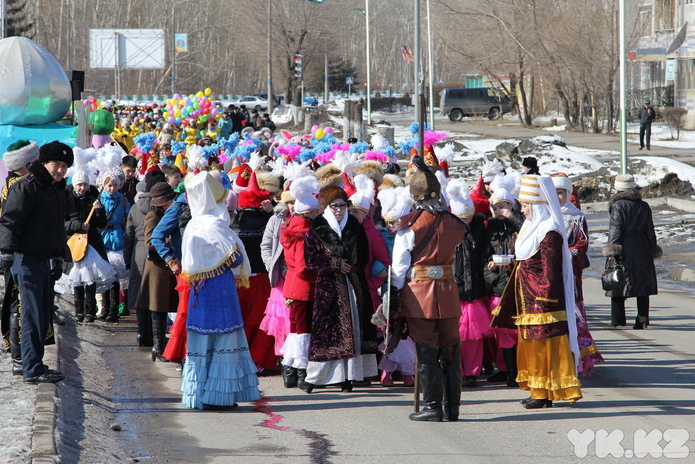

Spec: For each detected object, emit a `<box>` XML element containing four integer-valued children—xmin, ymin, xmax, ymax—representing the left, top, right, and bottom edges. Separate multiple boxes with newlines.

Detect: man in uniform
<box><xmin>390</xmin><ymin>155</ymin><xmax>468</xmax><ymax>422</ymax></box>
<box><xmin>0</xmin><ymin>141</ymin><xmax>73</xmax><ymax>383</ymax></box>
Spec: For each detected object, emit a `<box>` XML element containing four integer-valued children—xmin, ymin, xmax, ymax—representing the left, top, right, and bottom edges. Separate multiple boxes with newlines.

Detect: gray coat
<box><xmin>605</xmin><ymin>190</ymin><xmax>659</xmax><ymax>298</ymax></box>
<box><xmin>123</xmin><ymin>193</ymin><xmax>151</xmax><ymax>309</ymax></box>
<box><xmin>261</xmin><ymin>207</ymin><xmax>289</xmax><ymax>287</ymax></box>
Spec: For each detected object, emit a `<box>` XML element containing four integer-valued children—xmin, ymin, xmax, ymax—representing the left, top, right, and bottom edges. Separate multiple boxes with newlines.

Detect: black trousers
<box><xmin>11</xmin><ymin>253</ymin><xmax>52</xmax><ymax>378</ymax></box>
<box><xmin>639</xmin><ymin>123</ymin><xmax>651</xmax><ymax>148</ymax></box>
<box><xmin>611</xmin><ymin>296</ymin><xmax>649</xmax><ymax>326</ymax></box>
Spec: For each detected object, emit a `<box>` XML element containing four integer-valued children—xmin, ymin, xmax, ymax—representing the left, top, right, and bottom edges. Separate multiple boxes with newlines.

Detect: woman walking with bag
<box><xmin>603</xmin><ymin>174</ymin><xmax>660</xmax><ymax>329</ymax></box>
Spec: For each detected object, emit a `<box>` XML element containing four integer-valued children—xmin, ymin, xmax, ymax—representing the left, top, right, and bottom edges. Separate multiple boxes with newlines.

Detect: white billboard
<box><xmin>89</xmin><ymin>29</ymin><xmax>165</xmax><ymax>69</ymax></box>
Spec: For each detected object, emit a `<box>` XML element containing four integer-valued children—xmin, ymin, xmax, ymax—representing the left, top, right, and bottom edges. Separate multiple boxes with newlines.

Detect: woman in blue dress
<box><xmin>180</xmin><ymin>172</ymin><xmax>260</xmax><ymax>409</ymax></box>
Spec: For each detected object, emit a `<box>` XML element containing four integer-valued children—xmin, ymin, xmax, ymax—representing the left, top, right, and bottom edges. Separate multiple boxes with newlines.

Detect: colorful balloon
<box><xmin>204</xmin><ymin>88</ymin><xmax>212</xmax><ymax>96</ymax></box>
<box><xmin>311</xmin><ymin>125</ymin><xmax>319</xmax><ymax>134</ymax></box>
<box><xmin>315</xmin><ymin>128</ymin><xmax>324</xmax><ymax>140</ymax></box>
<box><xmin>325</xmin><ymin>126</ymin><xmax>334</xmax><ymax>134</ymax></box>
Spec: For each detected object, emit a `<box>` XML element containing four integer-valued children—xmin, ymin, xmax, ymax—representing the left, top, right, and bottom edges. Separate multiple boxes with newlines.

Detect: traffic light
<box><xmin>294</xmin><ymin>54</ymin><xmax>303</xmax><ymax>78</ymax></box>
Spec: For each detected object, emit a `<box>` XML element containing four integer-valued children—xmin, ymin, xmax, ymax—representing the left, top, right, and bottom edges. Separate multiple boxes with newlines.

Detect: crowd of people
<box><xmin>0</xmin><ymin>101</ymin><xmax>661</xmax><ymax>419</ymax></box>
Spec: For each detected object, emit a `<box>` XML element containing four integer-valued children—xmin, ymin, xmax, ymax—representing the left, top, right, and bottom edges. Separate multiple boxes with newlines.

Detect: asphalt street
<box><xmin>90</xmin><ymin>274</ymin><xmax>695</xmax><ymax>464</ymax></box>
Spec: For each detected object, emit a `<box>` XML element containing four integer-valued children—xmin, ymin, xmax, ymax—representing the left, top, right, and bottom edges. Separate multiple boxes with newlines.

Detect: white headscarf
<box><xmin>182</xmin><ymin>172</ymin><xmax>250</xmax><ymax>287</ymax></box>
<box><xmin>323</xmin><ymin>204</ymin><xmax>348</xmax><ymax>238</ymax></box>
<box><xmin>515</xmin><ymin>175</ymin><xmax>580</xmax><ymax>368</ymax></box>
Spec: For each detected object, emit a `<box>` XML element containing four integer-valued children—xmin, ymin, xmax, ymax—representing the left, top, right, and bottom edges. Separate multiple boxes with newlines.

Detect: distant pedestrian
<box><xmin>638</xmin><ymin>101</ymin><xmax>655</xmax><ymax>150</ymax></box>
<box><xmin>521</xmin><ymin>157</ymin><xmax>540</xmax><ymax>175</ymax></box>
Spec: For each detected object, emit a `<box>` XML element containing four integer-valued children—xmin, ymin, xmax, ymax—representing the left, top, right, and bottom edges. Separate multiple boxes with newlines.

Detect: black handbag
<box><xmin>601</xmin><ymin>258</ymin><xmax>625</xmax><ymax>291</ymax></box>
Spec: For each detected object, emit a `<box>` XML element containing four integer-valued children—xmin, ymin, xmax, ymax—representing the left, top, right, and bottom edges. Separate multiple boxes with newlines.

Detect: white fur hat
<box><xmin>446</xmin><ymin>178</ymin><xmax>475</xmax><ymax>218</ymax></box>
<box><xmin>482</xmin><ymin>159</ymin><xmax>505</xmax><ymax>183</ymax></box>
<box><xmin>3</xmin><ymin>140</ymin><xmax>39</xmax><ymax>171</ymax></box>
<box><xmin>349</xmin><ymin>174</ymin><xmax>375</xmax><ymax>212</ymax></box>
<box><xmin>290</xmin><ymin>175</ymin><xmax>320</xmax><ymax>213</ymax></box>
<box><xmin>551</xmin><ymin>175</ymin><xmax>573</xmax><ymax>193</ymax></box>
<box><xmin>381</xmin><ymin>186</ymin><xmax>411</xmax><ymax>223</ymax></box>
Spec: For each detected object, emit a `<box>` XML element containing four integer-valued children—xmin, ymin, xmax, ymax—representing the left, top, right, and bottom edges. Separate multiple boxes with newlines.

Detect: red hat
<box><xmin>342</xmin><ymin>172</ymin><xmax>357</xmax><ymax>197</ymax></box>
<box><xmin>238</xmin><ymin>171</ymin><xmax>271</xmax><ymax>208</ymax></box>
<box><xmin>233</xmin><ymin>163</ymin><xmax>251</xmax><ymax>190</ymax></box>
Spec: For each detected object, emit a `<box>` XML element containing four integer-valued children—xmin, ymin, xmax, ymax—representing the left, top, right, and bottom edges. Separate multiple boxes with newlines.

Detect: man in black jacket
<box><xmin>0</xmin><ymin>141</ymin><xmax>73</xmax><ymax>383</ymax></box>
<box><xmin>638</xmin><ymin>101</ymin><xmax>655</xmax><ymax>150</ymax></box>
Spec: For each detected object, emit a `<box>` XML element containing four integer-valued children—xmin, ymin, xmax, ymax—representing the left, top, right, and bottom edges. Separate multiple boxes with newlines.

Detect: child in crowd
<box><xmin>99</xmin><ymin>168</ymin><xmax>131</xmax><ymax>322</ymax></box>
<box><xmin>119</xmin><ymin>155</ymin><xmax>140</xmax><ymax>206</ymax></box>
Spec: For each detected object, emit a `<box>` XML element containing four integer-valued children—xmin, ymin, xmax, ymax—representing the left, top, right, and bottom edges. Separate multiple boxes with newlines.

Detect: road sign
<box><xmin>294</xmin><ymin>54</ymin><xmax>303</xmax><ymax>78</ymax></box>
<box><xmin>438</xmin><ymin>78</ymin><xmax>445</xmax><ymax>83</ymax></box>
<box><xmin>346</xmin><ymin>77</ymin><xmax>354</xmax><ymax>85</ymax></box>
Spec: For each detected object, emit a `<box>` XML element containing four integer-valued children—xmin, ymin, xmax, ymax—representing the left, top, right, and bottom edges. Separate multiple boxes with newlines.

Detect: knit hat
<box><xmin>318</xmin><ymin>185</ymin><xmax>349</xmax><ymax>210</ymax></box>
<box><xmin>71</xmin><ymin>169</ymin><xmax>90</xmax><ymax>185</ymax></box>
<box><xmin>3</xmin><ymin>140</ymin><xmax>39</xmax><ymax>171</ymax></box>
<box><xmin>551</xmin><ymin>174</ymin><xmax>573</xmax><ymax>193</ymax></box>
<box><xmin>614</xmin><ymin>174</ymin><xmax>637</xmax><ymax>191</ymax></box>
<box><xmin>348</xmin><ymin>174</ymin><xmax>376</xmax><ymax>212</ymax></box>
<box><xmin>290</xmin><ymin>175</ymin><xmax>320</xmax><ymax>213</ymax></box>
<box><xmin>150</xmin><ymin>182</ymin><xmax>177</xmax><ymax>206</ymax></box>
<box><xmin>39</xmin><ymin>141</ymin><xmax>74</xmax><ymax>167</ymax></box>
<box><xmin>237</xmin><ymin>171</ymin><xmax>271</xmax><ymax>208</ymax></box>
<box><xmin>446</xmin><ymin>179</ymin><xmax>475</xmax><ymax>218</ymax></box>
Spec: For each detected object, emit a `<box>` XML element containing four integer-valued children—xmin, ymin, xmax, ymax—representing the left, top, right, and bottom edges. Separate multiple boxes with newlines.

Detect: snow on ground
<box><xmin>633</xmin><ymin>156</ymin><xmax>695</xmax><ymax>189</ymax></box>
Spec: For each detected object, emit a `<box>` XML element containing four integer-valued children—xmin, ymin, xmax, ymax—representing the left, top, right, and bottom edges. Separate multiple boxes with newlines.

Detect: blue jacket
<box><xmin>151</xmin><ymin>193</ymin><xmax>189</xmax><ymax>262</ymax></box>
<box><xmin>100</xmin><ymin>191</ymin><xmax>130</xmax><ymax>252</ymax></box>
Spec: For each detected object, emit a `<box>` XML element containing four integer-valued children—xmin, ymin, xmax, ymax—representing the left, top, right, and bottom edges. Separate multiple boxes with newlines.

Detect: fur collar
<box><xmin>27</xmin><ymin>161</ymin><xmax>66</xmax><ymax>190</ymax></box>
<box><xmin>312</xmin><ymin>214</ymin><xmax>359</xmax><ymax>258</ymax></box>
<box><xmin>280</xmin><ymin>214</ymin><xmax>312</xmax><ymax>245</ymax></box>
<box><xmin>609</xmin><ymin>190</ymin><xmax>642</xmax><ymax>208</ymax></box>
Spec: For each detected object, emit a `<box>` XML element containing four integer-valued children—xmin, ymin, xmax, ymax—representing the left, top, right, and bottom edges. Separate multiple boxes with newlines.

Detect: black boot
<box><xmin>282</xmin><ymin>365</ymin><xmax>299</xmax><ymax>388</ymax></box>
<box><xmin>9</xmin><ymin>312</ymin><xmax>22</xmax><ymax>376</ymax></box>
<box><xmin>84</xmin><ymin>284</ymin><xmax>97</xmax><ymax>323</ymax></box>
<box><xmin>440</xmin><ymin>343</ymin><xmax>462</xmax><ymax>422</ymax></box>
<box><xmin>409</xmin><ymin>344</ymin><xmax>444</xmax><ymax>422</ymax></box>
<box><xmin>105</xmin><ymin>284</ymin><xmax>120</xmax><ymax>322</ymax></box>
<box><xmin>502</xmin><ymin>347</ymin><xmax>519</xmax><ymax>388</ymax></box>
<box><xmin>74</xmin><ymin>286</ymin><xmax>85</xmax><ymax>322</ymax></box>
<box><xmin>136</xmin><ymin>308</ymin><xmax>153</xmax><ymax>346</ymax></box>
<box><xmin>297</xmin><ymin>369</ymin><xmax>313</xmax><ymax>393</ymax></box>
<box><xmin>151</xmin><ymin>312</ymin><xmax>169</xmax><ymax>362</ymax></box>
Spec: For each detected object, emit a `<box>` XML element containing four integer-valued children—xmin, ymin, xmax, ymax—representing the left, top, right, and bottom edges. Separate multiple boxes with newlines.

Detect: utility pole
<box><xmin>324</xmin><ymin>54</ymin><xmax>329</xmax><ymax>105</ymax></box>
<box><xmin>426</xmin><ymin>0</ymin><xmax>435</xmax><ymax>130</ymax></box>
<box><xmin>414</xmin><ymin>0</ymin><xmax>424</xmax><ymax>158</ymax></box>
<box><xmin>366</xmin><ymin>0</ymin><xmax>371</xmax><ymax>125</ymax></box>
<box><xmin>619</xmin><ymin>0</ymin><xmax>627</xmax><ymax>174</ymax></box>
<box><xmin>267</xmin><ymin>0</ymin><xmax>273</xmax><ymax>113</ymax></box>
<box><xmin>0</xmin><ymin>0</ymin><xmax>6</xmax><ymax>39</ymax></box>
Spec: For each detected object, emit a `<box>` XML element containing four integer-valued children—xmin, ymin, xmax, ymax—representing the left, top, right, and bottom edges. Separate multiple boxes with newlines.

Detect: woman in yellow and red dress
<box><xmin>491</xmin><ymin>175</ymin><xmax>582</xmax><ymax>409</ymax></box>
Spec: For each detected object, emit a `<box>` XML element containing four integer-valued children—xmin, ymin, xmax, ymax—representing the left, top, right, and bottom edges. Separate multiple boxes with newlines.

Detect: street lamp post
<box><xmin>267</xmin><ymin>0</ymin><xmax>273</xmax><ymax>114</ymax></box>
<box><xmin>619</xmin><ymin>0</ymin><xmax>627</xmax><ymax>174</ymax></box>
<box><xmin>0</xmin><ymin>0</ymin><xmax>6</xmax><ymax>39</ymax></box>
<box><xmin>426</xmin><ymin>0</ymin><xmax>435</xmax><ymax>130</ymax></box>
<box><xmin>366</xmin><ymin>0</ymin><xmax>371</xmax><ymax>125</ymax></box>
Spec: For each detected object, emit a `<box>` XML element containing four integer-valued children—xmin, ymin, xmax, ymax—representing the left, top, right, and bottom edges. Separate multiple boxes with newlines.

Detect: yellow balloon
<box><xmin>196</xmin><ymin>91</ymin><xmax>204</xmax><ymax>98</ymax></box>
<box><xmin>174</xmin><ymin>109</ymin><xmax>181</xmax><ymax>117</ymax></box>
<box><xmin>163</xmin><ymin>111</ymin><xmax>170</xmax><ymax>119</ymax></box>
<box><xmin>315</xmin><ymin>128</ymin><xmax>325</xmax><ymax>140</ymax></box>
<box><xmin>204</xmin><ymin>87</ymin><xmax>212</xmax><ymax>96</ymax></box>
<box><xmin>179</xmin><ymin>99</ymin><xmax>185</xmax><ymax>106</ymax></box>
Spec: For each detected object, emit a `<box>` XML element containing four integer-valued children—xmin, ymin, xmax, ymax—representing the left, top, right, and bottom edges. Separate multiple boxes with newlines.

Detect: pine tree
<box><xmin>6</xmin><ymin>0</ymin><xmax>34</xmax><ymax>38</ymax></box>
<box><xmin>328</xmin><ymin>60</ymin><xmax>359</xmax><ymax>94</ymax></box>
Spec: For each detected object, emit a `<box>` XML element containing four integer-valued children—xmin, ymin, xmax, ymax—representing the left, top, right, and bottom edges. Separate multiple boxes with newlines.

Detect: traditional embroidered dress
<box><xmin>492</xmin><ymin>175</ymin><xmax>582</xmax><ymax>403</ymax></box>
<box><xmin>180</xmin><ymin>172</ymin><xmax>260</xmax><ymax>409</ymax></box>
<box><xmin>559</xmin><ymin>195</ymin><xmax>603</xmax><ymax>375</ymax></box>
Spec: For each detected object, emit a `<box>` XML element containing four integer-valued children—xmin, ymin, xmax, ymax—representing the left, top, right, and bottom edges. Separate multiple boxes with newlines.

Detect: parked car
<box><xmin>253</xmin><ymin>93</ymin><xmax>282</xmax><ymax>106</ymax></box>
<box><xmin>271</xmin><ymin>105</ymin><xmax>293</xmax><ymax>125</ymax></box>
<box><xmin>440</xmin><ymin>87</ymin><xmax>512</xmax><ymax>121</ymax></box>
<box><xmin>229</xmin><ymin>95</ymin><xmax>268</xmax><ymax>111</ymax></box>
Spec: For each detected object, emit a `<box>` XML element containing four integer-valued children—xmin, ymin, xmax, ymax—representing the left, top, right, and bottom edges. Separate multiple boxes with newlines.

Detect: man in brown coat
<box><xmin>391</xmin><ymin>155</ymin><xmax>468</xmax><ymax>422</ymax></box>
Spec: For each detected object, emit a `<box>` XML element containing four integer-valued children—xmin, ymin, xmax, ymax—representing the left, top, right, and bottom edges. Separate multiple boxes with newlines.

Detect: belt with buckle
<box><xmin>409</xmin><ymin>265</ymin><xmax>453</xmax><ymax>281</ymax></box>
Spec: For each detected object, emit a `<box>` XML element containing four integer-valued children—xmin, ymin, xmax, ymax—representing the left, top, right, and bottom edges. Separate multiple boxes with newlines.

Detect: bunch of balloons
<box><xmin>162</xmin><ymin>88</ymin><xmax>219</xmax><ymax>126</ymax></box>
<box><xmin>310</xmin><ymin>125</ymin><xmax>334</xmax><ymax>141</ymax></box>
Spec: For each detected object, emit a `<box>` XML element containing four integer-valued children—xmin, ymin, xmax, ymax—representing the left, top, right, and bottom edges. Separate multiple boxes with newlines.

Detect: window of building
<box><xmin>639</xmin><ymin>6</ymin><xmax>653</xmax><ymax>37</ymax></box>
<box><xmin>656</xmin><ymin>0</ymin><xmax>674</xmax><ymax>31</ymax></box>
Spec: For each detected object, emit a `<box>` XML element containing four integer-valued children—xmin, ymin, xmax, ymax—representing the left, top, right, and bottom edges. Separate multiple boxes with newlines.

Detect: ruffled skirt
<box><xmin>459</xmin><ymin>297</ymin><xmax>494</xmax><ymax>341</ymax></box>
<box><xmin>181</xmin><ymin>330</ymin><xmax>261</xmax><ymax>409</ymax></box>
<box><xmin>490</xmin><ymin>296</ymin><xmax>518</xmax><ymax>349</ymax></box>
<box><xmin>280</xmin><ymin>333</ymin><xmax>311</xmax><ymax>369</ymax></box>
<box><xmin>259</xmin><ymin>278</ymin><xmax>291</xmax><ymax>356</ymax></box>
<box><xmin>54</xmin><ymin>245</ymin><xmax>117</xmax><ymax>294</ymax></box>
<box><xmin>107</xmin><ymin>250</ymin><xmax>129</xmax><ymax>290</ymax></box>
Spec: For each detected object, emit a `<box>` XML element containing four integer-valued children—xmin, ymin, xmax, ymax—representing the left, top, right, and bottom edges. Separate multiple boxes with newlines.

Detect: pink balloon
<box><xmin>211</xmin><ymin>108</ymin><xmax>218</xmax><ymax>116</ymax></box>
<box><xmin>311</xmin><ymin>125</ymin><xmax>319</xmax><ymax>134</ymax></box>
<box><xmin>324</xmin><ymin>126</ymin><xmax>334</xmax><ymax>134</ymax></box>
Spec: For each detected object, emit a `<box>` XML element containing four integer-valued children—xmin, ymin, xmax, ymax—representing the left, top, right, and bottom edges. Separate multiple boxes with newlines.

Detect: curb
<box><xmin>30</xmin><ymin>323</ymin><xmax>60</xmax><ymax>464</ymax></box>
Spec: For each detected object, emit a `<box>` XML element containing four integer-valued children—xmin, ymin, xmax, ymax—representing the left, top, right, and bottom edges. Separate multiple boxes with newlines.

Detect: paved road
<box><xmin>63</xmin><ymin>272</ymin><xmax>695</xmax><ymax>464</ymax></box>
